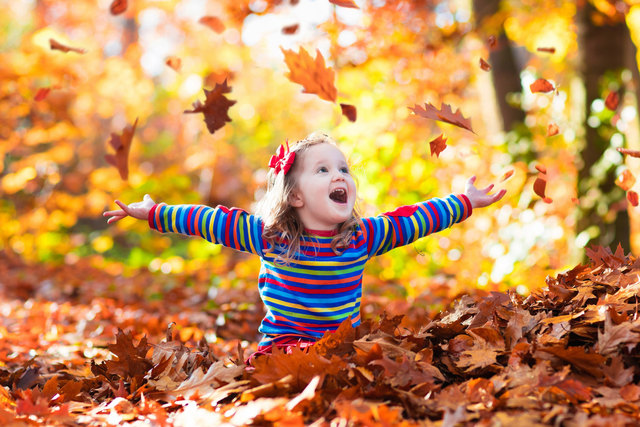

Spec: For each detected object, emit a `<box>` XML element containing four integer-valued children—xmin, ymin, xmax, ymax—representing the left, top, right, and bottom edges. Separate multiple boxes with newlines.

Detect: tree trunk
<box><xmin>577</xmin><ymin>3</ymin><xmax>633</xmax><ymax>253</ymax></box>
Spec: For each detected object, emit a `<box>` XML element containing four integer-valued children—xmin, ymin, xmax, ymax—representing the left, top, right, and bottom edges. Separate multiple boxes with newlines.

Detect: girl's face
<box><xmin>289</xmin><ymin>143</ymin><xmax>356</xmax><ymax>231</ymax></box>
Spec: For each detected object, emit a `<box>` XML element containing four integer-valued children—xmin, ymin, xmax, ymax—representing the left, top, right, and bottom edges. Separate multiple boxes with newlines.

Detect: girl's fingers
<box><xmin>103</xmin><ymin>209</ymin><xmax>126</xmax><ymax>217</ymax></box>
<box><xmin>106</xmin><ymin>214</ymin><xmax>126</xmax><ymax>224</ymax></box>
<box><xmin>115</xmin><ymin>200</ymin><xmax>131</xmax><ymax>214</ymax></box>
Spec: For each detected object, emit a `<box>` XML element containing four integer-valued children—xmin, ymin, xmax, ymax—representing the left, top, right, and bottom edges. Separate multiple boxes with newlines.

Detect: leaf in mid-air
<box><xmin>282</xmin><ymin>24</ymin><xmax>299</xmax><ymax>35</ymax></box>
<box><xmin>165</xmin><ymin>56</ymin><xmax>181</xmax><ymax>71</ymax></box>
<box><xmin>409</xmin><ymin>102</ymin><xmax>474</xmax><ymax>134</ymax></box>
<box><xmin>105</xmin><ymin>118</ymin><xmax>138</xmax><ymax>181</ymax></box>
<box><xmin>34</xmin><ymin>88</ymin><xmax>51</xmax><ymax>101</ymax></box>
<box><xmin>500</xmin><ymin>169</ymin><xmax>514</xmax><ymax>182</ymax></box>
<box><xmin>49</xmin><ymin>38</ymin><xmax>86</xmax><ymax>54</ymax></box>
<box><xmin>281</xmin><ymin>47</ymin><xmax>337</xmax><ymax>103</ymax></box>
<box><xmin>429</xmin><ymin>134</ymin><xmax>448</xmax><ymax>158</ymax></box>
<box><xmin>329</xmin><ymin>0</ymin><xmax>359</xmax><ymax>8</ymax></box>
<box><xmin>628</xmin><ymin>191</ymin><xmax>639</xmax><ymax>207</ymax></box>
<box><xmin>487</xmin><ymin>35</ymin><xmax>497</xmax><ymax>48</ymax></box>
<box><xmin>199</xmin><ymin>16</ymin><xmax>225</xmax><ymax>33</ymax></box>
<box><xmin>184</xmin><ymin>79</ymin><xmax>236</xmax><ymax>135</ymax></box>
<box><xmin>530</xmin><ymin>78</ymin><xmax>554</xmax><ymax>93</ymax></box>
<box><xmin>533</xmin><ymin>165</ymin><xmax>552</xmax><ymax>203</ymax></box>
<box><xmin>340</xmin><ymin>103</ymin><xmax>357</xmax><ymax>122</ymax></box>
<box><xmin>605</xmin><ymin>91</ymin><xmax>620</xmax><ymax>111</ymax></box>
<box><xmin>110</xmin><ymin>0</ymin><xmax>127</xmax><ymax>15</ymax></box>
<box><xmin>536</xmin><ymin>47</ymin><xmax>556</xmax><ymax>53</ymax></box>
<box><xmin>617</xmin><ymin>148</ymin><xmax>640</xmax><ymax>158</ymax></box>
<box><xmin>479</xmin><ymin>58</ymin><xmax>491</xmax><ymax>71</ymax></box>
<box><xmin>615</xmin><ymin>170</ymin><xmax>636</xmax><ymax>191</ymax></box>
<box><xmin>547</xmin><ymin>122</ymin><xmax>559</xmax><ymax>136</ymax></box>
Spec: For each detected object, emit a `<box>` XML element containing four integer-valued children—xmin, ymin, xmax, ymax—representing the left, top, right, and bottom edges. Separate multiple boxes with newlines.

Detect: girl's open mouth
<box><xmin>329</xmin><ymin>188</ymin><xmax>347</xmax><ymax>204</ymax></box>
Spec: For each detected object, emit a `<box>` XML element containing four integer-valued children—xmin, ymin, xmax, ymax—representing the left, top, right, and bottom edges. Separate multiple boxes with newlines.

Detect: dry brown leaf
<box><xmin>184</xmin><ymin>79</ymin><xmax>236</xmax><ymax>135</ymax></box>
<box><xmin>536</xmin><ymin>47</ymin><xmax>556</xmax><ymax>53</ymax></box>
<box><xmin>479</xmin><ymin>58</ymin><xmax>491</xmax><ymax>71</ymax></box>
<box><xmin>105</xmin><ymin>118</ymin><xmax>138</xmax><ymax>181</ymax></box>
<box><xmin>429</xmin><ymin>134</ymin><xmax>448</xmax><ymax>158</ymax></box>
<box><xmin>282</xmin><ymin>24</ymin><xmax>299</xmax><ymax>35</ymax></box>
<box><xmin>340</xmin><ymin>103</ymin><xmax>357</xmax><ymax>122</ymax></box>
<box><xmin>109</xmin><ymin>0</ymin><xmax>127</xmax><ymax>15</ymax></box>
<box><xmin>409</xmin><ymin>102</ymin><xmax>474</xmax><ymax>133</ymax></box>
<box><xmin>329</xmin><ymin>0</ymin><xmax>359</xmax><ymax>8</ymax></box>
<box><xmin>281</xmin><ymin>47</ymin><xmax>337</xmax><ymax>103</ymax></box>
<box><xmin>530</xmin><ymin>78</ymin><xmax>554</xmax><ymax>93</ymax></box>
<box><xmin>617</xmin><ymin>148</ymin><xmax>640</xmax><ymax>158</ymax></box>
<box><xmin>487</xmin><ymin>35</ymin><xmax>497</xmax><ymax>48</ymax></box>
<box><xmin>49</xmin><ymin>38</ymin><xmax>86</xmax><ymax>54</ymax></box>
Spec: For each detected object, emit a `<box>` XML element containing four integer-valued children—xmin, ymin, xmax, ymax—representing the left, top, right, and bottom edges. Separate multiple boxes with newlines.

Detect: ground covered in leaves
<box><xmin>3</xmin><ymin>246</ymin><xmax>640</xmax><ymax>426</ymax></box>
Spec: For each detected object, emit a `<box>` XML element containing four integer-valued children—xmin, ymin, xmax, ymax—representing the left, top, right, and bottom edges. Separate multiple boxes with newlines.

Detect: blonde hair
<box><xmin>255</xmin><ymin>132</ymin><xmax>360</xmax><ymax>264</ymax></box>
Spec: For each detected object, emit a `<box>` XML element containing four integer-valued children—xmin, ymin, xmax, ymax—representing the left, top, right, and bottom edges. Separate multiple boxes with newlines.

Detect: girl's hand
<box><xmin>464</xmin><ymin>176</ymin><xmax>506</xmax><ymax>209</ymax></box>
<box><xmin>103</xmin><ymin>194</ymin><xmax>156</xmax><ymax>224</ymax></box>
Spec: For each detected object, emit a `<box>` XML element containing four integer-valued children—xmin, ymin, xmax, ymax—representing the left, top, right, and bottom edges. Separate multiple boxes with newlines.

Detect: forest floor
<box><xmin>2</xmin><ymin>246</ymin><xmax>640</xmax><ymax>426</ymax></box>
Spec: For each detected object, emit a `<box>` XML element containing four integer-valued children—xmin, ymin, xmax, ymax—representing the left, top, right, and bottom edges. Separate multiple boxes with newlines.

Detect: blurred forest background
<box><xmin>3</xmin><ymin>0</ymin><xmax>640</xmax><ymax>300</ymax></box>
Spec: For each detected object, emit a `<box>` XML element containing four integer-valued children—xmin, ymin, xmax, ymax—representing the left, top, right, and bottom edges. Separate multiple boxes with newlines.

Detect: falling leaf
<box><xmin>429</xmin><ymin>134</ymin><xmax>448</xmax><ymax>158</ymax></box>
<box><xmin>34</xmin><ymin>88</ymin><xmax>51</xmax><ymax>101</ymax></box>
<box><xmin>340</xmin><ymin>103</ymin><xmax>357</xmax><ymax>122</ymax></box>
<box><xmin>329</xmin><ymin>0</ymin><xmax>359</xmax><ymax>8</ymax></box>
<box><xmin>535</xmin><ymin>164</ymin><xmax>547</xmax><ymax>174</ymax></box>
<box><xmin>409</xmin><ymin>102</ymin><xmax>474</xmax><ymax>133</ymax></box>
<box><xmin>281</xmin><ymin>47</ymin><xmax>337</xmax><ymax>103</ymax></box>
<box><xmin>479</xmin><ymin>58</ymin><xmax>491</xmax><ymax>71</ymax></box>
<box><xmin>487</xmin><ymin>35</ymin><xmax>497</xmax><ymax>48</ymax></box>
<box><xmin>49</xmin><ymin>38</ymin><xmax>86</xmax><ymax>54</ymax></box>
<box><xmin>615</xmin><ymin>170</ymin><xmax>636</xmax><ymax>191</ymax></box>
<box><xmin>530</xmin><ymin>78</ymin><xmax>554</xmax><ymax>93</ymax></box>
<box><xmin>536</xmin><ymin>47</ymin><xmax>556</xmax><ymax>53</ymax></box>
<box><xmin>199</xmin><ymin>16</ymin><xmax>225</xmax><ymax>33</ymax></box>
<box><xmin>605</xmin><ymin>91</ymin><xmax>620</xmax><ymax>111</ymax></box>
<box><xmin>534</xmin><ymin>173</ymin><xmax>552</xmax><ymax>203</ymax></box>
<box><xmin>500</xmin><ymin>169</ymin><xmax>514</xmax><ymax>182</ymax></box>
<box><xmin>105</xmin><ymin>118</ymin><xmax>138</xmax><ymax>181</ymax></box>
<box><xmin>547</xmin><ymin>122</ymin><xmax>559</xmax><ymax>136</ymax></box>
<box><xmin>184</xmin><ymin>79</ymin><xmax>236</xmax><ymax>135</ymax></box>
<box><xmin>109</xmin><ymin>0</ymin><xmax>127</xmax><ymax>15</ymax></box>
<box><xmin>628</xmin><ymin>191</ymin><xmax>639</xmax><ymax>207</ymax></box>
<box><xmin>165</xmin><ymin>56</ymin><xmax>181</xmax><ymax>71</ymax></box>
<box><xmin>282</xmin><ymin>24</ymin><xmax>299</xmax><ymax>35</ymax></box>
<box><xmin>617</xmin><ymin>148</ymin><xmax>640</xmax><ymax>158</ymax></box>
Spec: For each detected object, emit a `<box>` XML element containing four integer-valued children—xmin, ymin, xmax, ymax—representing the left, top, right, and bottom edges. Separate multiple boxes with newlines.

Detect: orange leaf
<box><xmin>479</xmin><ymin>58</ymin><xmax>491</xmax><ymax>71</ymax></box>
<box><xmin>105</xmin><ymin>118</ymin><xmax>138</xmax><ymax>181</ymax></box>
<box><xmin>500</xmin><ymin>169</ymin><xmax>514</xmax><ymax>182</ymax></box>
<box><xmin>110</xmin><ymin>0</ymin><xmax>127</xmax><ymax>15</ymax></box>
<box><xmin>281</xmin><ymin>47</ymin><xmax>337</xmax><ymax>103</ymax></box>
<box><xmin>620</xmin><ymin>384</ymin><xmax>640</xmax><ymax>401</ymax></box>
<box><xmin>617</xmin><ymin>148</ymin><xmax>640</xmax><ymax>158</ymax></box>
<box><xmin>34</xmin><ymin>87</ymin><xmax>51</xmax><ymax>101</ymax></box>
<box><xmin>534</xmin><ymin>175</ymin><xmax>552</xmax><ymax>203</ymax></box>
<box><xmin>282</xmin><ymin>24</ymin><xmax>299</xmax><ymax>35</ymax></box>
<box><xmin>184</xmin><ymin>79</ymin><xmax>236</xmax><ymax>135</ymax></box>
<box><xmin>547</xmin><ymin>122</ymin><xmax>559</xmax><ymax>136</ymax></box>
<box><xmin>535</xmin><ymin>164</ymin><xmax>547</xmax><ymax>174</ymax></box>
<box><xmin>165</xmin><ymin>56</ymin><xmax>181</xmax><ymax>71</ymax></box>
<box><xmin>628</xmin><ymin>191</ymin><xmax>639</xmax><ymax>207</ymax></box>
<box><xmin>340</xmin><ymin>103</ymin><xmax>357</xmax><ymax>122</ymax></box>
<box><xmin>536</xmin><ymin>47</ymin><xmax>556</xmax><ymax>53</ymax></box>
<box><xmin>49</xmin><ymin>38</ymin><xmax>86</xmax><ymax>54</ymax></box>
<box><xmin>409</xmin><ymin>102</ymin><xmax>474</xmax><ymax>133</ymax></box>
<box><xmin>199</xmin><ymin>16</ymin><xmax>225</xmax><ymax>33</ymax></box>
<box><xmin>429</xmin><ymin>134</ymin><xmax>448</xmax><ymax>158</ymax></box>
<box><xmin>605</xmin><ymin>91</ymin><xmax>620</xmax><ymax>111</ymax></box>
<box><xmin>329</xmin><ymin>0</ymin><xmax>359</xmax><ymax>8</ymax></box>
<box><xmin>530</xmin><ymin>78</ymin><xmax>554</xmax><ymax>93</ymax></box>
<box><xmin>615</xmin><ymin>170</ymin><xmax>636</xmax><ymax>191</ymax></box>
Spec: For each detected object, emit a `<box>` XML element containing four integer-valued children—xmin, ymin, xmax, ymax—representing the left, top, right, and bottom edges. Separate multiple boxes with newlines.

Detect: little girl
<box><xmin>104</xmin><ymin>133</ymin><xmax>505</xmax><ymax>355</ymax></box>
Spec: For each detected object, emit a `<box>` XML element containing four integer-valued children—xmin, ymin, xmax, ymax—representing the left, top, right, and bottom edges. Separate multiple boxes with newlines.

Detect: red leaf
<box><xmin>500</xmin><ymin>169</ymin><xmax>514</xmax><ymax>182</ymax></box>
<box><xmin>105</xmin><ymin>118</ymin><xmax>138</xmax><ymax>181</ymax></box>
<box><xmin>605</xmin><ymin>91</ymin><xmax>620</xmax><ymax>111</ymax></box>
<box><xmin>487</xmin><ymin>35</ymin><xmax>497</xmax><ymax>48</ymax></box>
<box><xmin>109</xmin><ymin>0</ymin><xmax>127</xmax><ymax>15</ymax></box>
<box><xmin>534</xmin><ymin>175</ymin><xmax>552</xmax><ymax>203</ymax></box>
<box><xmin>340</xmin><ymin>103</ymin><xmax>357</xmax><ymax>122</ymax></box>
<box><xmin>329</xmin><ymin>0</ymin><xmax>359</xmax><ymax>8</ymax></box>
<box><xmin>429</xmin><ymin>134</ymin><xmax>448</xmax><ymax>158</ymax></box>
<box><xmin>530</xmin><ymin>78</ymin><xmax>554</xmax><ymax>93</ymax></box>
<box><xmin>536</xmin><ymin>47</ymin><xmax>556</xmax><ymax>53</ymax></box>
<box><xmin>409</xmin><ymin>102</ymin><xmax>474</xmax><ymax>133</ymax></box>
<box><xmin>282</xmin><ymin>24</ymin><xmax>299</xmax><ymax>35</ymax></box>
<box><xmin>479</xmin><ymin>58</ymin><xmax>491</xmax><ymax>71</ymax></box>
<box><xmin>49</xmin><ymin>38</ymin><xmax>86</xmax><ymax>54</ymax></box>
<box><xmin>535</xmin><ymin>164</ymin><xmax>547</xmax><ymax>174</ymax></box>
<box><xmin>34</xmin><ymin>87</ymin><xmax>51</xmax><ymax>101</ymax></box>
<box><xmin>165</xmin><ymin>56</ymin><xmax>181</xmax><ymax>71</ymax></box>
<box><xmin>199</xmin><ymin>16</ymin><xmax>225</xmax><ymax>33</ymax></box>
<box><xmin>547</xmin><ymin>122</ymin><xmax>559</xmax><ymax>136</ymax></box>
<box><xmin>184</xmin><ymin>79</ymin><xmax>236</xmax><ymax>135</ymax></box>
<box><xmin>617</xmin><ymin>147</ymin><xmax>640</xmax><ymax>158</ymax></box>
<box><xmin>281</xmin><ymin>47</ymin><xmax>337</xmax><ymax>103</ymax></box>
<box><xmin>615</xmin><ymin>170</ymin><xmax>636</xmax><ymax>191</ymax></box>
<box><xmin>628</xmin><ymin>191</ymin><xmax>639</xmax><ymax>207</ymax></box>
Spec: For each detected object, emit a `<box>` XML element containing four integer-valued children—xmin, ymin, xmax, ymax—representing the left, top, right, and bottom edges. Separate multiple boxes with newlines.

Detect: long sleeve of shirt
<box><xmin>148</xmin><ymin>203</ymin><xmax>265</xmax><ymax>257</ymax></box>
<box><xmin>359</xmin><ymin>194</ymin><xmax>472</xmax><ymax>258</ymax></box>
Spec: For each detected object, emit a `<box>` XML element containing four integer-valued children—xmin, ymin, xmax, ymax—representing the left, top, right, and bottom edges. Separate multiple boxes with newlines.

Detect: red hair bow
<box><xmin>268</xmin><ymin>140</ymin><xmax>296</xmax><ymax>175</ymax></box>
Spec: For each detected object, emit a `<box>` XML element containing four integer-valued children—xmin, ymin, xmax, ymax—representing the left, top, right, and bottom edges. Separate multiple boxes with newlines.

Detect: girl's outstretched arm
<box><xmin>103</xmin><ymin>194</ymin><xmax>156</xmax><ymax>224</ymax></box>
<box><xmin>464</xmin><ymin>176</ymin><xmax>506</xmax><ymax>209</ymax></box>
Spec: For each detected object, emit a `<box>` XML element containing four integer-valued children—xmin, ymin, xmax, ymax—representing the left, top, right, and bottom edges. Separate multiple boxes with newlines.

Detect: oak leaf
<box><xmin>340</xmin><ymin>103</ymin><xmax>357</xmax><ymax>122</ymax></box>
<box><xmin>329</xmin><ymin>0</ymin><xmax>359</xmax><ymax>8</ymax></box>
<box><xmin>184</xmin><ymin>79</ymin><xmax>236</xmax><ymax>135</ymax></box>
<box><xmin>605</xmin><ymin>91</ymin><xmax>620</xmax><ymax>111</ymax></box>
<box><xmin>109</xmin><ymin>0</ymin><xmax>127</xmax><ymax>15</ymax></box>
<box><xmin>105</xmin><ymin>328</ymin><xmax>152</xmax><ymax>378</ymax></box>
<box><xmin>105</xmin><ymin>118</ymin><xmax>138</xmax><ymax>181</ymax></box>
<box><xmin>281</xmin><ymin>47</ymin><xmax>337</xmax><ymax>103</ymax></box>
<box><xmin>530</xmin><ymin>78</ymin><xmax>554</xmax><ymax>93</ymax></box>
<box><xmin>199</xmin><ymin>16</ymin><xmax>225</xmax><ymax>33</ymax></box>
<box><xmin>429</xmin><ymin>134</ymin><xmax>448</xmax><ymax>157</ymax></box>
<box><xmin>615</xmin><ymin>170</ymin><xmax>635</xmax><ymax>191</ymax></box>
<box><xmin>49</xmin><ymin>38</ymin><xmax>86</xmax><ymax>54</ymax></box>
<box><xmin>409</xmin><ymin>102</ymin><xmax>474</xmax><ymax>133</ymax></box>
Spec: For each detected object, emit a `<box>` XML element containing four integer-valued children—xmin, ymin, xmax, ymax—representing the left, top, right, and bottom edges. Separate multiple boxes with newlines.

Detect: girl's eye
<box><xmin>341</xmin><ymin>167</ymin><xmax>349</xmax><ymax>174</ymax></box>
<box><xmin>318</xmin><ymin>167</ymin><xmax>328</xmax><ymax>173</ymax></box>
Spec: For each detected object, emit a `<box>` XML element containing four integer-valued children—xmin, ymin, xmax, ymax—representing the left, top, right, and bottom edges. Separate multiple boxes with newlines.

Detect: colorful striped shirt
<box><xmin>148</xmin><ymin>194</ymin><xmax>472</xmax><ymax>347</ymax></box>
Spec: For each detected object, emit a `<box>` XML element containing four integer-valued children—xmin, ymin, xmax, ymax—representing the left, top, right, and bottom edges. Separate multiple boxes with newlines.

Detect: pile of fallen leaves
<box><xmin>4</xmin><ymin>245</ymin><xmax>640</xmax><ymax>425</ymax></box>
